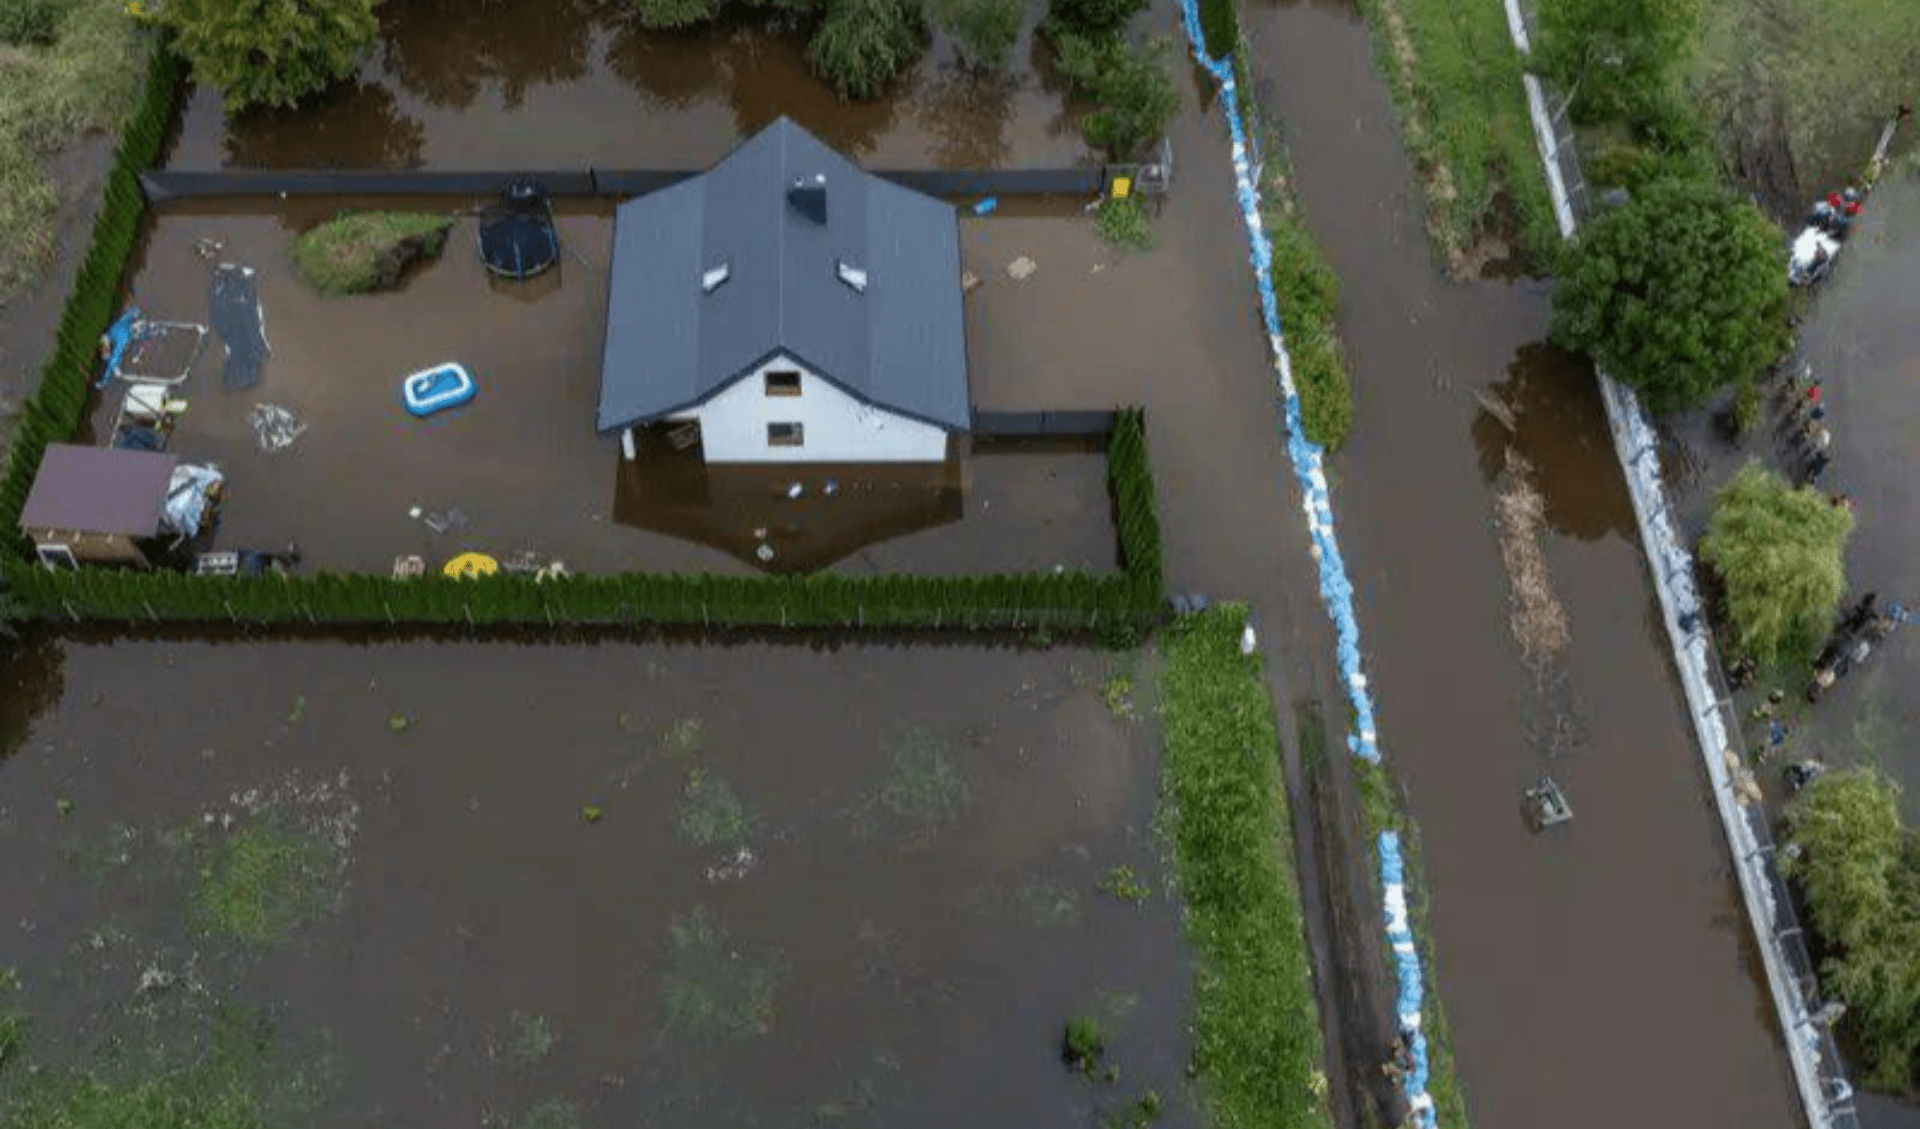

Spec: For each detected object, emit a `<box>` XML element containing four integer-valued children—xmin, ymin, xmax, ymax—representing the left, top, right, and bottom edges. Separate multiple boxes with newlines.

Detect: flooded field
<box><xmin>0</xmin><ymin>633</ymin><xmax>1193</xmax><ymax>1128</ymax></box>
<box><xmin>1242</xmin><ymin>0</ymin><xmax>1803</xmax><ymax>1126</ymax></box>
<box><xmin>97</xmin><ymin>198</ymin><xmax>1118</xmax><ymax>576</ymax></box>
<box><xmin>164</xmin><ymin>0</ymin><xmax>1091</xmax><ymax>172</ymax></box>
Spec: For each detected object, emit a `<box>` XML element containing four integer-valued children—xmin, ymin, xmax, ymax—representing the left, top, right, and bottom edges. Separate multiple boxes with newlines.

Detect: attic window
<box><xmin>701</xmin><ymin>264</ymin><xmax>730</xmax><ymax>293</ymax></box>
<box><xmin>835</xmin><ymin>260</ymin><xmax>868</xmax><ymax>294</ymax></box>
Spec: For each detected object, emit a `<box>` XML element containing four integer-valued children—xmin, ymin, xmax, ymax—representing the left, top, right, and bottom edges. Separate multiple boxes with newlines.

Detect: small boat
<box><xmin>402</xmin><ymin>362</ymin><xmax>476</xmax><ymax>417</ymax></box>
<box><xmin>1788</xmin><ymin>225</ymin><xmax>1841</xmax><ymax>288</ymax></box>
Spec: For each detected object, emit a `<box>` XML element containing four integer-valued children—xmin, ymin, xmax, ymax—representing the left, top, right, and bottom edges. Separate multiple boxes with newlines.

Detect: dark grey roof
<box><xmin>20</xmin><ymin>444</ymin><xmax>175</xmax><ymax>537</ymax></box>
<box><xmin>598</xmin><ymin>118</ymin><xmax>970</xmax><ymax>434</ymax></box>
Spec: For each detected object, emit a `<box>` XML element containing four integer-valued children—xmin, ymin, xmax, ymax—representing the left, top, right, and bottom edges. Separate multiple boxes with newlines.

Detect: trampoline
<box><xmin>478</xmin><ymin>180</ymin><xmax>560</xmax><ymax>280</ymax></box>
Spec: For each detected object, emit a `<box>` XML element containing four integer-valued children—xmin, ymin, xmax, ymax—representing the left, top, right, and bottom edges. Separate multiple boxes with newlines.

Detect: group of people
<box><xmin>1807</xmin><ymin>593</ymin><xmax>1909</xmax><ymax>701</ymax></box>
<box><xmin>1781</xmin><ymin>363</ymin><xmax>1839</xmax><ymax>485</ymax></box>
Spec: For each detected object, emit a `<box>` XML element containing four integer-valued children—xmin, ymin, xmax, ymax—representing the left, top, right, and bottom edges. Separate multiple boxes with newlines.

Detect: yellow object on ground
<box><xmin>443</xmin><ymin>552</ymin><xmax>499</xmax><ymax>579</ymax></box>
<box><xmin>1111</xmin><ymin>177</ymin><xmax>1132</xmax><ymax>199</ymax></box>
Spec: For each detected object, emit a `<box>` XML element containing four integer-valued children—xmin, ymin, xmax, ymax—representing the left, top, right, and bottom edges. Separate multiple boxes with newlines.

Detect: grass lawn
<box><xmin>1160</xmin><ymin>606</ymin><xmax>1333</xmax><ymax>1129</ymax></box>
<box><xmin>1352</xmin><ymin>0</ymin><xmax>1557</xmax><ymax>268</ymax></box>
<box><xmin>0</xmin><ymin>0</ymin><xmax>150</xmax><ymax>300</ymax></box>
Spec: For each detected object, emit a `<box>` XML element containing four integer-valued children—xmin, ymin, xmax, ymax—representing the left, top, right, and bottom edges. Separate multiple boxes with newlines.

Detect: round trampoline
<box><xmin>478</xmin><ymin>180</ymin><xmax>560</xmax><ymax>280</ymax></box>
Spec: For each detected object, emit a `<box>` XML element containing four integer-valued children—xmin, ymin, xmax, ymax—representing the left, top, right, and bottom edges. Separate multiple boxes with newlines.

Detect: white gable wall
<box><xmin>673</xmin><ymin>354</ymin><xmax>951</xmax><ymax>464</ymax></box>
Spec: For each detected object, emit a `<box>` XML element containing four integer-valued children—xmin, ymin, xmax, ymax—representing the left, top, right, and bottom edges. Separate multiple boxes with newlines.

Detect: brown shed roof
<box><xmin>19</xmin><ymin>444</ymin><xmax>176</xmax><ymax>538</ymax></box>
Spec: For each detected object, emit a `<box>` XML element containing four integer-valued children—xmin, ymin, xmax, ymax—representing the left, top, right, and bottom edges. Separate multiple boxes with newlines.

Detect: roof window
<box><xmin>835</xmin><ymin>260</ymin><xmax>867</xmax><ymax>294</ymax></box>
<box><xmin>701</xmin><ymin>263</ymin><xmax>730</xmax><ymax>293</ymax></box>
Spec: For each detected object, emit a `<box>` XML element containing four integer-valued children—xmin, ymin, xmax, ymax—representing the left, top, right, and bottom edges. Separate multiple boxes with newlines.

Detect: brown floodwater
<box><xmin>164</xmin><ymin>0</ymin><xmax>1093</xmax><ymax>172</ymax></box>
<box><xmin>1243</xmin><ymin>1</ymin><xmax>1803</xmax><ymax>1126</ymax></box>
<box><xmin>0</xmin><ymin>633</ymin><xmax>1195</xmax><ymax>1127</ymax></box>
<box><xmin>99</xmin><ymin>197</ymin><xmax>1118</xmax><ymax>576</ymax></box>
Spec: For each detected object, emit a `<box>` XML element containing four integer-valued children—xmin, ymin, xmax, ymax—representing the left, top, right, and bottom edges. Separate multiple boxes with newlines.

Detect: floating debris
<box><xmin>249</xmin><ymin>403</ymin><xmax>307</xmax><ymax>452</ymax></box>
<box><xmin>1007</xmin><ymin>256</ymin><xmax>1037</xmax><ymax>281</ymax></box>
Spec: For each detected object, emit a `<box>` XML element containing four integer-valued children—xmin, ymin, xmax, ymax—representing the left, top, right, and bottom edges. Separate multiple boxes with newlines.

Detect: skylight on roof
<box><xmin>834</xmin><ymin>260</ymin><xmax>867</xmax><ymax>294</ymax></box>
<box><xmin>701</xmin><ymin>263</ymin><xmax>730</xmax><ymax>293</ymax></box>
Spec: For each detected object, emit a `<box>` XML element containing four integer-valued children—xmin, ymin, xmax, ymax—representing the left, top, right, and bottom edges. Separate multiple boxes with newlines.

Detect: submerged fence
<box><xmin>1502</xmin><ymin>4</ymin><xmax>1862</xmax><ymax>1126</ymax></box>
<box><xmin>139</xmin><ymin>166</ymin><xmax>1105</xmax><ymax>202</ymax></box>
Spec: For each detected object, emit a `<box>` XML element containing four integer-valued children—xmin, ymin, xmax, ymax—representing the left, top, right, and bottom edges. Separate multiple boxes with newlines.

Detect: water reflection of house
<box><xmin>597</xmin><ymin>117</ymin><xmax>970</xmax><ymax>466</ymax></box>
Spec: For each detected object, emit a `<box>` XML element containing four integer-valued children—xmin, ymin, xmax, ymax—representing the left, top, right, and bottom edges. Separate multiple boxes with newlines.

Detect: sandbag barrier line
<box><xmin>1495</xmin><ymin>4</ymin><xmax>1858</xmax><ymax>1128</ymax></box>
<box><xmin>1173</xmin><ymin>7</ymin><xmax>1436</xmax><ymax>1126</ymax></box>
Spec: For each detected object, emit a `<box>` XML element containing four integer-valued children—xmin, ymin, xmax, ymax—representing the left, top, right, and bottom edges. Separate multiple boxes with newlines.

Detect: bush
<box><xmin>1535</xmin><ymin>0</ymin><xmax>1698</xmax><ymax>123</ymax></box>
<box><xmin>1062</xmin><ymin>1015</ymin><xmax>1107</xmax><ymax>1072</ymax></box>
<box><xmin>1052</xmin><ymin>32</ymin><xmax>1178</xmax><ymax>160</ymax></box>
<box><xmin>1045</xmin><ymin>0</ymin><xmax>1146</xmax><ymax>37</ymax></box>
<box><xmin>1266</xmin><ymin>219</ymin><xmax>1352</xmax><ymax>451</ymax></box>
<box><xmin>1095</xmin><ymin>194</ymin><xmax>1152</xmax><ymax>249</ymax></box>
<box><xmin>291</xmin><ymin>211</ymin><xmax>453</xmax><ymax>296</ymax></box>
<box><xmin>1550</xmin><ymin>178</ymin><xmax>1787</xmax><ymax>414</ymax></box>
<box><xmin>1782</xmin><ymin>767</ymin><xmax>1920</xmax><ymax>1090</ymax></box>
<box><xmin>1699</xmin><ymin>462</ymin><xmax>1852</xmax><ymax>663</ymax></box>
<box><xmin>630</xmin><ymin>0</ymin><xmax>725</xmax><ymax>27</ymax></box>
<box><xmin>1197</xmin><ymin>0</ymin><xmax>1236</xmax><ymax>55</ymax></box>
<box><xmin>931</xmin><ymin>0</ymin><xmax>1022</xmax><ymax>71</ymax></box>
<box><xmin>807</xmin><ymin>0</ymin><xmax>926</xmax><ymax>100</ymax></box>
<box><xmin>159</xmin><ymin>0</ymin><xmax>378</xmax><ymax>111</ymax></box>
<box><xmin>0</xmin><ymin>0</ymin><xmax>61</xmax><ymax>46</ymax></box>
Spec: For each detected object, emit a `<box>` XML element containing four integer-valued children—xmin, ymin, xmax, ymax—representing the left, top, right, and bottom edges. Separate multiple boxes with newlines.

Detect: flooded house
<box><xmin>597</xmin><ymin>117</ymin><xmax>971</xmax><ymax>466</ymax></box>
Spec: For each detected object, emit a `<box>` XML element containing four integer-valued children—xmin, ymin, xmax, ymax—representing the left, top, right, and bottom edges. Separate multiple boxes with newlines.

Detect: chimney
<box><xmin>787</xmin><ymin>173</ymin><xmax>827</xmax><ymax>225</ymax></box>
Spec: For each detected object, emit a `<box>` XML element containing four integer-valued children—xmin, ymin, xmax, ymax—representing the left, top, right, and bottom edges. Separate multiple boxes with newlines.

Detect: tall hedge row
<box><xmin>0</xmin><ymin>46</ymin><xmax>185</xmax><ymax>559</ymax></box>
<box><xmin>7</xmin><ymin>410</ymin><xmax>1166</xmax><ymax>629</ymax></box>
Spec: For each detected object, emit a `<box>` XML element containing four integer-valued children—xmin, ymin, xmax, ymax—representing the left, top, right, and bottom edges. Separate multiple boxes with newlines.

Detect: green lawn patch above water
<box><xmin>678</xmin><ymin>767</ymin><xmax>755</xmax><ymax>849</ymax></box>
<box><xmin>1353</xmin><ymin>0</ymin><xmax>1557</xmax><ymax>266</ymax></box>
<box><xmin>659</xmin><ymin>906</ymin><xmax>780</xmax><ymax>1041</ymax></box>
<box><xmin>291</xmin><ymin>210</ymin><xmax>453</xmax><ymax>296</ymax></box>
<box><xmin>1160</xmin><ymin>606</ymin><xmax>1331</xmax><ymax>1129</ymax></box>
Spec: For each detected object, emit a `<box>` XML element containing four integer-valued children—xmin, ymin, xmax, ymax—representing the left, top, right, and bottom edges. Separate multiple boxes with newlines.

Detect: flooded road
<box><xmin>165</xmin><ymin>0</ymin><xmax>1092</xmax><ymax>171</ymax></box>
<box><xmin>1243</xmin><ymin>1</ymin><xmax>1802</xmax><ymax>1125</ymax></box>
<box><xmin>0</xmin><ymin>634</ymin><xmax>1194</xmax><ymax>1128</ymax></box>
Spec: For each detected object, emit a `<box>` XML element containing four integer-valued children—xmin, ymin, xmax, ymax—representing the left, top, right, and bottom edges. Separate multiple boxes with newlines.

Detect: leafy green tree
<box><xmin>1550</xmin><ymin>179</ymin><xmax>1787</xmax><ymax>414</ymax></box>
<box><xmin>1699</xmin><ymin>462</ymin><xmax>1852</xmax><ymax>663</ymax></box>
<box><xmin>1051</xmin><ymin>32</ymin><xmax>1177</xmax><ymax>160</ymax></box>
<box><xmin>159</xmin><ymin>0</ymin><xmax>379</xmax><ymax>112</ymax></box>
<box><xmin>931</xmin><ymin>0</ymin><xmax>1023</xmax><ymax>71</ymax></box>
<box><xmin>1783</xmin><ymin>768</ymin><xmax>1920</xmax><ymax>1089</ymax></box>
<box><xmin>1045</xmin><ymin>0</ymin><xmax>1144</xmax><ymax>37</ymax></box>
<box><xmin>631</xmin><ymin>0</ymin><xmax>724</xmax><ymax>30</ymax></box>
<box><xmin>807</xmin><ymin>0</ymin><xmax>925</xmax><ymax>99</ymax></box>
<box><xmin>1535</xmin><ymin>0</ymin><xmax>1698</xmax><ymax>121</ymax></box>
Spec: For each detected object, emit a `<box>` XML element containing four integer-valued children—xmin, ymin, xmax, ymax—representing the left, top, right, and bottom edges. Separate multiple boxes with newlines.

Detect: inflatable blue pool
<box><xmin>402</xmin><ymin>363</ymin><xmax>476</xmax><ymax>417</ymax></box>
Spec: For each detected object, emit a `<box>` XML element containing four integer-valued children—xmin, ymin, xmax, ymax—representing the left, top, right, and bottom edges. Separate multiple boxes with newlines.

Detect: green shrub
<box><xmin>807</xmin><ymin>0</ymin><xmax>926</xmax><ymax>99</ymax></box>
<box><xmin>0</xmin><ymin>0</ymin><xmax>62</xmax><ymax>46</ymax></box>
<box><xmin>158</xmin><ymin>0</ymin><xmax>378</xmax><ymax>112</ymax></box>
<box><xmin>1062</xmin><ymin>1015</ymin><xmax>1107</xmax><ymax>1072</ymax></box>
<box><xmin>1052</xmin><ymin>32</ymin><xmax>1178</xmax><ymax>160</ymax></box>
<box><xmin>291</xmin><ymin>211</ymin><xmax>453</xmax><ymax>296</ymax></box>
<box><xmin>1535</xmin><ymin>0</ymin><xmax>1699</xmax><ymax>123</ymax></box>
<box><xmin>1782</xmin><ymin>767</ymin><xmax>1920</xmax><ymax>1090</ymax></box>
<box><xmin>1045</xmin><ymin>0</ymin><xmax>1146</xmax><ymax>37</ymax></box>
<box><xmin>1551</xmin><ymin>178</ymin><xmax>1787</xmax><ymax>413</ymax></box>
<box><xmin>1266</xmin><ymin>220</ymin><xmax>1352</xmax><ymax>450</ymax></box>
<box><xmin>630</xmin><ymin>0</ymin><xmax>725</xmax><ymax>28</ymax></box>
<box><xmin>1095</xmin><ymin>194</ymin><xmax>1152</xmax><ymax>249</ymax></box>
<box><xmin>1699</xmin><ymin>462</ymin><xmax>1852</xmax><ymax>663</ymax></box>
<box><xmin>1197</xmin><ymin>0</ymin><xmax>1236</xmax><ymax>55</ymax></box>
<box><xmin>931</xmin><ymin>0</ymin><xmax>1023</xmax><ymax>71</ymax></box>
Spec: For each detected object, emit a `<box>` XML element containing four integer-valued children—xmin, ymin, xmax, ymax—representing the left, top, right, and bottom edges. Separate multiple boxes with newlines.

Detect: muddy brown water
<box><xmin>165</xmin><ymin>0</ymin><xmax>1092</xmax><ymax>172</ymax></box>
<box><xmin>102</xmin><ymin>197</ymin><xmax>1117</xmax><ymax>576</ymax></box>
<box><xmin>0</xmin><ymin>635</ymin><xmax>1195</xmax><ymax>1127</ymax></box>
<box><xmin>1243</xmin><ymin>1</ymin><xmax>1803</xmax><ymax>1126</ymax></box>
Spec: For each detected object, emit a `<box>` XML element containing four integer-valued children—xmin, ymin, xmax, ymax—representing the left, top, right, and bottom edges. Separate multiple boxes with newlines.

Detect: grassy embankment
<box><xmin>1350</xmin><ymin>0</ymin><xmax>1558</xmax><ymax>268</ymax></box>
<box><xmin>1160</xmin><ymin>606</ymin><xmax>1332</xmax><ymax>1129</ymax></box>
<box><xmin>0</xmin><ymin>0</ymin><xmax>150</xmax><ymax>305</ymax></box>
<box><xmin>291</xmin><ymin>211</ymin><xmax>455</xmax><ymax>296</ymax></box>
<box><xmin>1299</xmin><ymin>697</ymin><xmax>1471</xmax><ymax>1129</ymax></box>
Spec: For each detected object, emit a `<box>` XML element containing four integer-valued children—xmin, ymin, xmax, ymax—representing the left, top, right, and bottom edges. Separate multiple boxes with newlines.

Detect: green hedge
<box><xmin>5</xmin><ymin>411</ymin><xmax>1165</xmax><ymax>629</ymax></box>
<box><xmin>0</xmin><ymin>46</ymin><xmax>183</xmax><ymax>560</ymax></box>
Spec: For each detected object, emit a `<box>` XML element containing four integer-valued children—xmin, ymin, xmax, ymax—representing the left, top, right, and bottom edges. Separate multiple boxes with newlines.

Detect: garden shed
<box><xmin>19</xmin><ymin>444</ymin><xmax>177</xmax><ymax>568</ymax></box>
<box><xmin>598</xmin><ymin>118</ymin><xmax>971</xmax><ymax>465</ymax></box>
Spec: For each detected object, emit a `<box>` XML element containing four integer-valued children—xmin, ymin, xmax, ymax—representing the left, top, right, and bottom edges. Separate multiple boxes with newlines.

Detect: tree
<box><xmin>807</xmin><ymin>0</ymin><xmax>925</xmax><ymax>99</ymax></box>
<box><xmin>1550</xmin><ymin>179</ymin><xmax>1787</xmax><ymax>414</ymax></box>
<box><xmin>1783</xmin><ymin>768</ymin><xmax>1920</xmax><ymax>1090</ymax></box>
<box><xmin>1534</xmin><ymin>0</ymin><xmax>1698</xmax><ymax>121</ymax></box>
<box><xmin>1045</xmin><ymin>0</ymin><xmax>1145</xmax><ymax>37</ymax></box>
<box><xmin>1051</xmin><ymin>32</ymin><xmax>1177</xmax><ymax>160</ymax></box>
<box><xmin>160</xmin><ymin>0</ymin><xmax>379</xmax><ymax>112</ymax></box>
<box><xmin>1699</xmin><ymin>462</ymin><xmax>1852</xmax><ymax>663</ymax></box>
<box><xmin>931</xmin><ymin>0</ymin><xmax>1023</xmax><ymax>71</ymax></box>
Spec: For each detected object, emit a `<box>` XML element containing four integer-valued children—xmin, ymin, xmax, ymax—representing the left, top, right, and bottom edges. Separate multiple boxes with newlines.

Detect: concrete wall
<box><xmin>676</xmin><ymin>354</ymin><xmax>950</xmax><ymax>464</ymax></box>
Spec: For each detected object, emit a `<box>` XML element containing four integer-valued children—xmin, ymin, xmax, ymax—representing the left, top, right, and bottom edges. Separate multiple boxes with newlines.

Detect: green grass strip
<box><xmin>1353</xmin><ymin>0</ymin><xmax>1557</xmax><ymax>265</ymax></box>
<box><xmin>1162</xmin><ymin>605</ymin><xmax>1332</xmax><ymax>1129</ymax></box>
